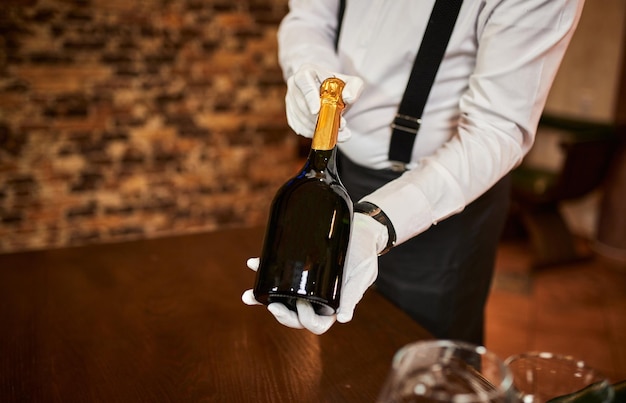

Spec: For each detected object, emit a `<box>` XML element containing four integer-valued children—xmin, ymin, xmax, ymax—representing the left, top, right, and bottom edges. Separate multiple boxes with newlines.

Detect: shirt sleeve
<box><xmin>277</xmin><ymin>0</ymin><xmax>343</xmax><ymax>79</ymax></box>
<box><xmin>363</xmin><ymin>0</ymin><xmax>586</xmax><ymax>245</ymax></box>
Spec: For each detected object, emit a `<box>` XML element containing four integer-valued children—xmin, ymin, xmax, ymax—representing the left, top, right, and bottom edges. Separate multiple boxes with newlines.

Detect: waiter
<box><xmin>243</xmin><ymin>0</ymin><xmax>584</xmax><ymax>344</ymax></box>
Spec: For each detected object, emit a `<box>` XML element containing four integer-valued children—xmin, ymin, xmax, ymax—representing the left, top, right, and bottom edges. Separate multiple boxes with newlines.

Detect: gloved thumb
<box><xmin>334</xmin><ymin>73</ymin><xmax>364</xmax><ymax>105</ymax></box>
<box><xmin>335</xmin><ymin>259</ymin><xmax>377</xmax><ymax>323</ymax></box>
<box><xmin>296</xmin><ymin>299</ymin><xmax>336</xmax><ymax>335</ymax></box>
<box><xmin>242</xmin><ymin>259</ymin><xmax>262</xmax><ymax>306</ymax></box>
<box><xmin>335</xmin><ymin>213</ymin><xmax>384</xmax><ymax>323</ymax></box>
<box><xmin>294</xmin><ymin>68</ymin><xmax>324</xmax><ymax>115</ymax></box>
<box><xmin>246</xmin><ymin>257</ymin><xmax>260</xmax><ymax>271</ymax></box>
<box><xmin>242</xmin><ymin>289</ymin><xmax>262</xmax><ymax>306</ymax></box>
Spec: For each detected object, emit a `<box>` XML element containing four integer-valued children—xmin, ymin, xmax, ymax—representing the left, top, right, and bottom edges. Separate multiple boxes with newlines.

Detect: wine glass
<box><xmin>504</xmin><ymin>352</ymin><xmax>614</xmax><ymax>403</ymax></box>
<box><xmin>377</xmin><ymin>340</ymin><xmax>515</xmax><ymax>402</ymax></box>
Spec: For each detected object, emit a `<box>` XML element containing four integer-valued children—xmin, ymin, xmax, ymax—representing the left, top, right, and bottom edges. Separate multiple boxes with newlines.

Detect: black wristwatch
<box><xmin>353</xmin><ymin>201</ymin><xmax>397</xmax><ymax>255</ymax></box>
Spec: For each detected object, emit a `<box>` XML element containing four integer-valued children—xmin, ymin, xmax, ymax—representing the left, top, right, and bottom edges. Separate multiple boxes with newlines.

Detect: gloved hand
<box><xmin>285</xmin><ymin>63</ymin><xmax>364</xmax><ymax>141</ymax></box>
<box><xmin>241</xmin><ymin>212</ymin><xmax>388</xmax><ymax>335</ymax></box>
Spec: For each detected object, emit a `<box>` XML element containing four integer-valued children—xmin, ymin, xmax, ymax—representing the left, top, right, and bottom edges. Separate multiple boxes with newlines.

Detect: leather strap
<box><xmin>388</xmin><ymin>0</ymin><xmax>463</xmax><ymax>169</ymax></box>
<box><xmin>353</xmin><ymin>201</ymin><xmax>396</xmax><ymax>255</ymax></box>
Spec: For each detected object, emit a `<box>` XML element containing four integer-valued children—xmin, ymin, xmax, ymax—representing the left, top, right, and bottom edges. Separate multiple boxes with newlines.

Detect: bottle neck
<box><xmin>307</xmin><ymin>147</ymin><xmax>337</xmax><ymax>173</ymax></box>
<box><xmin>308</xmin><ymin>101</ymin><xmax>340</xmax><ymax>172</ymax></box>
<box><xmin>310</xmin><ymin>79</ymin><xmax>345</xmax><ymax>151</ymax></box>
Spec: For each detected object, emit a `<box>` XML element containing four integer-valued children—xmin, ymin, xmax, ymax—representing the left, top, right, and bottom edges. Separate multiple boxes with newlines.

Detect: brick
<box><xmin>70</xmin><ymin>171</ymin><xmax>105</xmax><ymax>192</ymax></box>
<box><xmin>66</xmin><ymin>200</ymin><xmax>98</xmax><ymax>219</ymax></box>
<box><xmin>1</xmin><ymin>0</ymin><xmax>295</xmax><ymax>254</ymax></box>
<box><xmin>0</xmin><ymin>123</ymin><xmax>27</xmax><ymax>157</ymax></box>
<box><xmin>12</xmin><ymin>64</ymin><xmax>113</xmax><ymax>94</ymax></box>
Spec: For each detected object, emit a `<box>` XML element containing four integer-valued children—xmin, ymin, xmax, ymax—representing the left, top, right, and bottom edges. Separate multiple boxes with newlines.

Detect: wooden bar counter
<box><xmin>0</xmin><ymin>226</ymin><xmax>431</xmax><ymax>402</ymax></box>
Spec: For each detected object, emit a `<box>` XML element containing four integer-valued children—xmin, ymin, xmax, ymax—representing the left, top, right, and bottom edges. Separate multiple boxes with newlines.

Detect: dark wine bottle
<box><xmin>253</xmin><ymin>77</ymin><xmax>353</xmax><ymax>316</ymax></box>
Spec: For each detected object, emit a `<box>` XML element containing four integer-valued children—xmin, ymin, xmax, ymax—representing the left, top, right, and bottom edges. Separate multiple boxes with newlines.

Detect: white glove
<box><xmin>242</xmin><ymin>259</ymin><xmax>337</xmax><ymax>335</ymax></box>
<box><xmin>241</xmin><ymin>212</ymin><xmax>388</xmax><ymax>335</ymax></box>
<box><xmin>285</xmin><ymin>63</ymin><xmax>364</xmax><ymax>141</ymax></box>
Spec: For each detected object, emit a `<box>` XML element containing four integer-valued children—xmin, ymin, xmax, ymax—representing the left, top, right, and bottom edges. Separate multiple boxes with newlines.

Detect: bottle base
<box><xmin>262</xmin><ymin>292</ymin><xmax>337</xmax><ymax>317</ymax></box>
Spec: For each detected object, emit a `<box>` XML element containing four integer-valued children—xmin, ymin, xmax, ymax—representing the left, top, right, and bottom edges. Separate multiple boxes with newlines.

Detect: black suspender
<box><xmin>336</xmin><ymin>0</ymin><xmax>463</xmax><ymax>171</ymax></box>
<box><xmin>389</xmin><ymin>0</ymin><xmax>463</xmax><ymax>170</ymax></box>
<box><xmin>335</xmin><ymin>0</ymin><xmax>346</xmax><ymax>52</ymax></box>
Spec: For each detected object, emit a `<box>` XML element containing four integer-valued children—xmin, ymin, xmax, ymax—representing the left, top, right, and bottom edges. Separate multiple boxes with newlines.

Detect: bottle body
<box><xmin>253</xmin><ymin>78</ymin><xmax>352</xmax><ymax>316</ymax></box>
<box><xmin>253</xmin><ymin>148</ymin><xmax>352</xmax><ymax>315</ymax></box>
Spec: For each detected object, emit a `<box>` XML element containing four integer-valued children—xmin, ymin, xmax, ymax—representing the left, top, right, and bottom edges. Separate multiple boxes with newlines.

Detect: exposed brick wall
<box><xmin>0</xmin><ymin>0</ymin><xmax>296</xmax><ymax>253</ymax></box>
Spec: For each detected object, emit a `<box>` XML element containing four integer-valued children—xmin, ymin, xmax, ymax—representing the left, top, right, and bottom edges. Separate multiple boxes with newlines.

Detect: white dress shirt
<box><xmin>277</xmin><ymin>0</ymin><xmax>585</xmax><ymax>245</ymax></box>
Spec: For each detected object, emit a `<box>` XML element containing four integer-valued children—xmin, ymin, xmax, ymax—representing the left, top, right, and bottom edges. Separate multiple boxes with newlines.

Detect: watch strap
<box><xmin>354</xmin><ymin>201</ymin><xmax>396</xmax><ymax>255</ymax></box>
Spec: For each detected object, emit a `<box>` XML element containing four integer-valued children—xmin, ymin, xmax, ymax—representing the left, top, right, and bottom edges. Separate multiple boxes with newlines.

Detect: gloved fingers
<box><xmin>336</xmin><ymin>309</ymin><xmax>354</xmax><ymax>324</ymax></box>
<box><xmin>293</xmin><ymin>65</ymin><xmax>364</xmax><ymax>107</ymax></box>
<box><xmin>337</xmin><ymin>117</ymin><xmax>351</xmax><ymax>142</ymax></box>
<box><xmin>242</xmin><ymin>289</ymin><xmax>262</xmax><ymax>306</ymax></box>
<box><xmin>336</xmin><ymin>280</ymin><xmax>369</xmax><ymax>323</ymax></box>
<box><xmin>293</xmin><ymin>68</ymin><xmax>326</xmax><ymax>115</ymax></box>
<box><xmin>287</xmin><ymin>94</ymin><xmax>351</xmax><ymax>141</ymax></box>
<box><xmin>286</xmin><ymin>90</ymin><xmax>316</xmax><ymax>137</ymax></box>
<box><xmin>268</xmin><ymin>303</ymin><xmax>305</xmax><ymax>330</ymax></box>
<box><xmin>304</xmin><ymin>69</ymin><xmax>364</xmax><ymax>110</ymax></box>
<box><xmin>335</xmin><ymin>218</ymin><xmax>381</xmax><ymax>324</ymax></box>
<box><xmin>285</xmin><ymin>69</ymin><xmax>324</xmax><ymax>137</ymax></box>
<box><xmin>296</xmin><ymin>299</ymin><xmax>337</xmax><ymax>335</ymax></box>
<box><xmin>308</xmin><ymin>70</ymin><xmax>362</xmax><ymax>143</ymax></box>
<box><xmin>285</xmin><ymin>65</ymin><xmax>364</xmax><ymax>141</ymax></box>
<box><xmin>246</xmin><ymin>257</ymin><xmax>260</xmax><ymax>271</ymax></box>
<box><xmin>334</xmin><ymin>73</ymin><xmax>364</xmax><ymax>104</ymax></box>
<box><xmin>336</xmin><ymin>260</ymin><xmax>378</xmax><ymax>323</ymax></box>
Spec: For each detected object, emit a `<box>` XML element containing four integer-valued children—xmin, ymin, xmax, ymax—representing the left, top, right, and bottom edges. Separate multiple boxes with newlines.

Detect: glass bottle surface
<box><xmin>253</xmin><ymin>78</ymin><xmax>352</xmax><ymax>316</ymax></box>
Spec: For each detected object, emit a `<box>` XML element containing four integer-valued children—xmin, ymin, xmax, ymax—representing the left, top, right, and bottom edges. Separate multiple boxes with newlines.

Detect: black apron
<box><xmin>339</xmin><ymin>151</ymin><xmax>511</xmax><ymax>345</ymax></box>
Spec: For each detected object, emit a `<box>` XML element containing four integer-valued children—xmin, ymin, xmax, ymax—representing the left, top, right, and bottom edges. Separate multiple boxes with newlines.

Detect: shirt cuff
<box><xmin>360</xmin><ymin>180</ymin><xmax>431</xmax><ymax>246</ymax></box>
<box><xmin>361</xmin><ymin>159</ymin><xmax>465</xmax><ymax>245</ymax></box>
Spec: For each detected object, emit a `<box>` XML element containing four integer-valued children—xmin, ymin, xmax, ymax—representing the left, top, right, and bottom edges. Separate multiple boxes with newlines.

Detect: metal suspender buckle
<box><xmin>389</xmin><ymin>114</ymin><xmax>420</xmax><ymax>171</ymax></box>
<box><xmin>390</xmin><ymin>114</ymin><xmax>421</xmax><ymax>135</ymax></box>
<box><xmin>389</xmin><ymin>161</ymin><xmax>408</xmax><ymax>172</ymax></box>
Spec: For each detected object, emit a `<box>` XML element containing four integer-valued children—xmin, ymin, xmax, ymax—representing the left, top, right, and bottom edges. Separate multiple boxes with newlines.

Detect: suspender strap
<box><xmin>335</xmin><ymin>0</ymin><xmax>346</xmax><ymax>52</ymax></box>
<box><xmin>388</xmin><ymin>0</ymin><xmax>463</xmax><ymax>169</ymax></box>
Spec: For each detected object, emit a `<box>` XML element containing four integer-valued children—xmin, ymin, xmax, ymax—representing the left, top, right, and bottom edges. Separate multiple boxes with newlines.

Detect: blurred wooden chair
<box><xmin>509</xmin><ymin>116</ymin><xmax>617</xmax><ymax>268</ymax></box>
